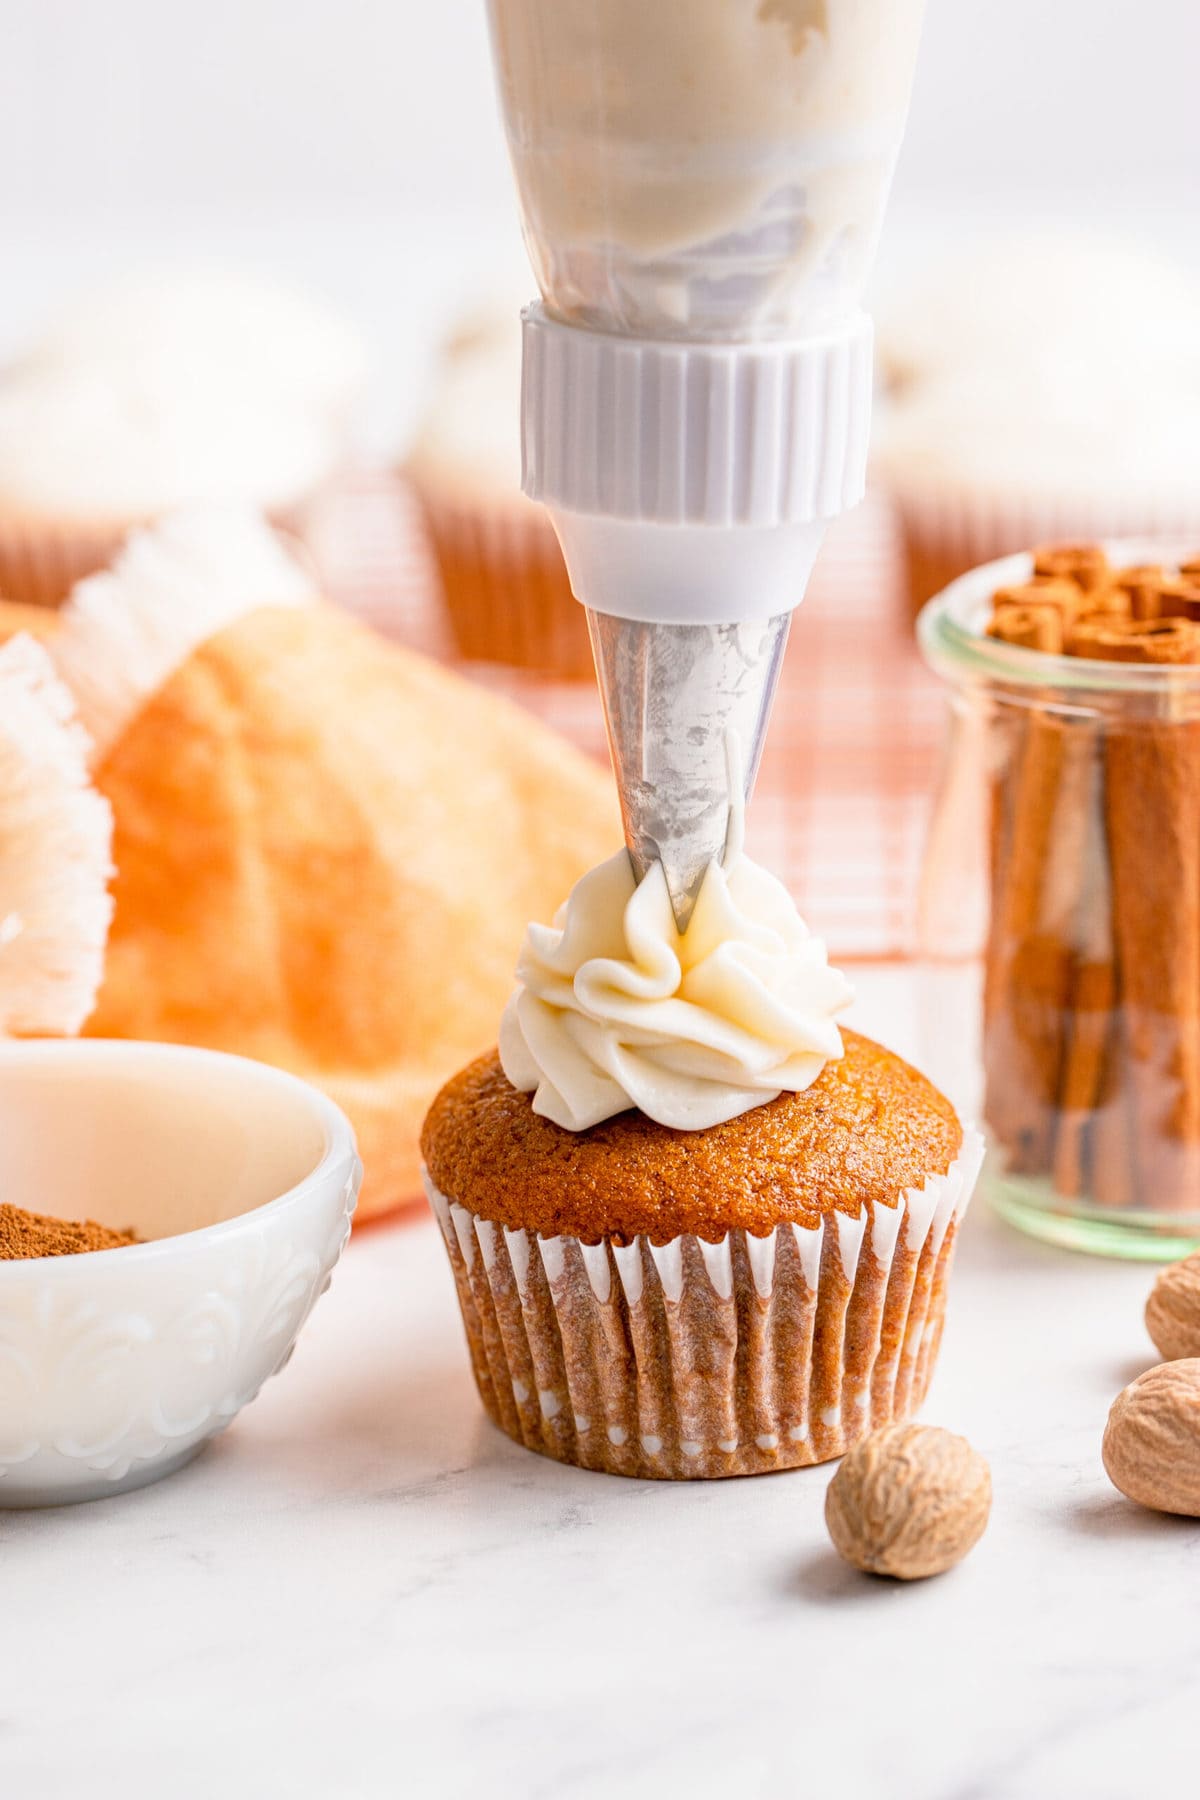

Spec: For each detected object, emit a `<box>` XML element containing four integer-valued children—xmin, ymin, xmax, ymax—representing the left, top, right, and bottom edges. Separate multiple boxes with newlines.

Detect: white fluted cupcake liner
<box><xmin>425</xmin><ymin>1129</ymin><xmax>983</xmax><ymax>1481</ymax></box>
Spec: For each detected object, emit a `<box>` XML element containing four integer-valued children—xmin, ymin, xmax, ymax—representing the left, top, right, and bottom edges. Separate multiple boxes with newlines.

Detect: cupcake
<box><xmin>422</xmin><ymin>838</ymin><xmax>982</xmax><ymax>1480</ymax></box>
<box><xmin>0</xmin><ymin>267</ymin><xmax>365</xmax><ymax>609</ymax></box>
<box><xmin>405</xmin><ymin>310</ymin><xmax>591</xmax><ymax>680</ymax></box>
<box><xmin>26</xmin><ymin>267</ymin><xmax>366</xmax><ymax>442</ymax></box>
<box><xmin>875</xmin><ymin>235</ymin><xmax>1200</xmax><ymax>619</ymax></box>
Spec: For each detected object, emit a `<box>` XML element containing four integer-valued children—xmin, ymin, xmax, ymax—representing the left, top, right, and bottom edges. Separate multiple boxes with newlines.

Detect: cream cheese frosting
<box><xmin>0</xmin><ymin>361</ymin><xmax>335</xmax><ymax>521</ymax></box>
<box><xmin>499</xmin><ymin>832</ymin><xmax>853</xmax><ymax>1133</ymax></box>
<box><xmin>487</xmin><ymin>0</ymin><xmax>927</xmax><ymax>335</ymax></box>
<box><xmin>24</xmin><ymin>268</ymin><xmax>367</xmax><ymax>436</ymax></box>
<box><xmin>407</xmin><ymin>311</ymin><xmax>525</xmax><ymax>496</ymax></box>
<box><xmin>0</xmin><ymin>267</ymin><xmax>366</xmax><ymax>521</ymax></box>
<box><xmin>876</xmin><ymin>236</ymin><xmax>1200</xmax><ymax>508</ymax></box>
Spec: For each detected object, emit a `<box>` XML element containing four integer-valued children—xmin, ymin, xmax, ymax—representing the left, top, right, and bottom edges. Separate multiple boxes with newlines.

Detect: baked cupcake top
<box><xmin>421</xmin><ymin>1031</ymin><xmax>963</xmax><ymax>1244</ymax></box>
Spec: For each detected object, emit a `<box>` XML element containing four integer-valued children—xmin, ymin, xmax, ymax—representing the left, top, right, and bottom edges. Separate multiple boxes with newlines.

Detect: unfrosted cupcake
<box><xmin>405</xmin><ymin>310</ymin><xmax>590</xmax><ymax>680</ymax></box>
<box><xmin>0</xmin><ymin>267</ymin><xmax>365</xmax><ymax>608</ymax></box>
<box><xmin>875</xmin><ymin>236</ymin><xmax>1200</xmax><ymax>618</ymax></box>
<box><xmin>422</xmin><ymin>837</ymin><xmax>982</xmax><ymax>1480</ymax></box>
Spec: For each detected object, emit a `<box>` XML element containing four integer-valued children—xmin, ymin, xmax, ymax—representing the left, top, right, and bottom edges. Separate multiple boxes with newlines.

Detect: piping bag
<box><xmin>486</xmin><ymin>0</ymin><xmax>927</xmax><ymax>927</ymax></box>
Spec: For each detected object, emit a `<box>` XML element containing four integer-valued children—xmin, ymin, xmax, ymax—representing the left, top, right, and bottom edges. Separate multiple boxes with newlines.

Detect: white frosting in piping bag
<box><xmin>487</xmin><ymin>0</ymin><xmax>927</xmax><ymax>335</ymax></box>
<box><xmin>499</xmin><ymin>802</ymin><xmax>853</xmax><ymax>1132</ymax></box>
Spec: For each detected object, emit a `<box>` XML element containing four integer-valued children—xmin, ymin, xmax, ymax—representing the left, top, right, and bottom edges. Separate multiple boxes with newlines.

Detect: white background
<box><xmin>1</xmin><ymin>0</ymin><xmax>1198</xmax><ymax>226</ymax></box>
<box><xmin>1</xmin><ymin>0</ymin><xmax>1197</xmax><ymax>446</ymax></box>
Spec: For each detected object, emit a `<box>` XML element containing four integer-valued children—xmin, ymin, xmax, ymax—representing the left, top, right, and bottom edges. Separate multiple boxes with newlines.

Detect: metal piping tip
<box><xmin>586</xmin><ymin>609</ymin><xmax>792</xmax><ymax>931</ymax></box>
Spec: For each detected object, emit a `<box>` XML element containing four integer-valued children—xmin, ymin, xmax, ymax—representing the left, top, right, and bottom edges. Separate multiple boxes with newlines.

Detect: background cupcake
<box><xmin>875</xmin><ymin>235</ymin><xmax>1200</xmax><ymax>619</ymax></box>
<box><xmin>0</xmin><ymin>266</ymin><xmax>366</xmax><ymax>608</ymax></box>
<box><xmin>405</xmin><ymin>308</ymin><xmax>591</xmax><ymax>680</ymax></box>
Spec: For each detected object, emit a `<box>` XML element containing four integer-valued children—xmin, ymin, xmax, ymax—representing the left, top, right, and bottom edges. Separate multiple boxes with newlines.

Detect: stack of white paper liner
<box><xmin>0</xmin><ymin>635</ymin><xmax>113</xmax><ymax>1037</ymax></box>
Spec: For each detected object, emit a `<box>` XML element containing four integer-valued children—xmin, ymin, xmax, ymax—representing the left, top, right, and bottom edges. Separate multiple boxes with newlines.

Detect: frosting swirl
<box><xmin>499</xmin><ymin>845</ymin><xmax>852</xmax><ymax>1133</ymax></box>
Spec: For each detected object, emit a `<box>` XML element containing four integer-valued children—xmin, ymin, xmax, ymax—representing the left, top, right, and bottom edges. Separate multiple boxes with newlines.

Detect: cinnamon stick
<box><xmin>1050</xmin><ymin>740</ymin><xmax>1116</xmax><ymax>1202</ymax></box>
<box><xmin>1113</xmin><ymin>565</ymin><xmax>1169</xmax><ymax>621</ymax></box>
<box><xmin>1105</xmin><ymin>716</ymin><xmax>1200</xmax><ymax>1208</ymax></box>
<box><xmin>1033</xmin><ymin>544</ymin><xmax>1111</xmax><ymax>592</ymax></box>
<box><xmin>1069</xmin><ymin>617</ymin><xmax>1200</xmax><ymax>665</ymax></box>
<box><xmin>987</xmin><ymin>604</ymin><xmax>1064</xmax><ymax>654</ymax></box>
<box><xmin>1153</xmin><ymin>577</ymin><xmax>1200</xmax><ymax>622</ymax></box>
<box><xmin>982</xmin><ymin>599</ymin><xmax>1093</xmax><ymax>1173</ymax></box>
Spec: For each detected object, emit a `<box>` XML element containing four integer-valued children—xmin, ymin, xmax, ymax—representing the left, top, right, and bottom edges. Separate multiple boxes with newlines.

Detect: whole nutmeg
<box><xmin>824</xmin><ymin>1423</ymin><xmax>991</xmax><ymax>1580</ymax></box>
<box><xmin>1145</xmin><ymin>1253</ymin><xmax>1200</xmax><ymax>1362</ymax></box>
<box><xmin>1102</xmin><ymin>1359</ymin><xmax>1200</xmax><ymax>1516</ymax></box>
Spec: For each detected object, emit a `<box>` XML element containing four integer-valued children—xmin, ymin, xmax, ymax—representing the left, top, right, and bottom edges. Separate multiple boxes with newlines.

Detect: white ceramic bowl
<box><xmin>0</xmin><ymin>1040</ymin><xmax>360</xmax><ymax>1507</ymax></box>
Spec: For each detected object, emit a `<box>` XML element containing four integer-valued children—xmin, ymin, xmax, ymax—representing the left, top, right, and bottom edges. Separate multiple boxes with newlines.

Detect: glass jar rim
<box><xmin>918</xmin><ymin>541</ymin><xmax>1200</xmax><ymax>696</ymax></box>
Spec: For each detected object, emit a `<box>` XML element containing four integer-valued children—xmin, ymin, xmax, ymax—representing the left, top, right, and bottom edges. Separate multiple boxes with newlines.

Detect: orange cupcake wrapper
<box><xmin>413</xmin><ymin>485</ymin><xmax>594</xmax><ymax>681</ymax></box>
<box><xmin>425</xmin><ymin>1130</ymin><xmax>983</xmax><ymax>1481</ymax></box>
<box><xmin>0</xmin><ymin>516</ymin><xmax>130</xmax><ymax>610</ymax></box>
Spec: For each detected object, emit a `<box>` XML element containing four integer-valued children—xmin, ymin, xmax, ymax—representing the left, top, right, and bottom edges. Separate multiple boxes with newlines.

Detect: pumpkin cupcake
<box><xmin>422</xmin><ymin>839</ymin><xmax>982</xmax><ymax>1480</ymax></box>
<box><xmin>405</xmin><ymin>309</ymin><xmax>591</xmax><ymax>680</ymax></box>
<box><xmin>876</xmin><ymin>235</ymin><xmax>1200</xmax><ymax>621</ymax></box>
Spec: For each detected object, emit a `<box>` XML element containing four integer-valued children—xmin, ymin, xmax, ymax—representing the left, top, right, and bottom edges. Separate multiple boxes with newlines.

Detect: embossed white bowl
<box><xmin>0</xmin><ymin>1040</ymin><xmax>360</xmax><ymax>1507</ymax></box>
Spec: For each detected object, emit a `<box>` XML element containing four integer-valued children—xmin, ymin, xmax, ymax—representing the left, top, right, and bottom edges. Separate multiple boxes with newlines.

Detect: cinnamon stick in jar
<box><xmin>1153</xmin><ymin>577</ymin><xmax>1200</xmax><ymax>622</ymax></box>
<box><xmin>986</xmin><ymin>604</ymin><xmax>1064</xmax><ymax>654</ymax></box>
<box><xmin>1051</xmin><ymin>760</ymin><xmax>1118</xmax><ymax>1203</ymax></box>
<box><xmin>1112</xmin><ymin>567</ymin><xmax>1168</xmax><ymax>621</ymax></box>
<box><xmin>984</xmin><ymin>586</ymin><xmax>1097</xmax><ymax>1174</ymax></box>
<box><xmin>1090</xmin><ymin>618</ymin><xmax>1200</xmax><ymax>1210</ymax></box>
<box><xmin>1033</xmin><ymin>544</ymin><xmax>1111</xmax><ymax>592</ymax></box>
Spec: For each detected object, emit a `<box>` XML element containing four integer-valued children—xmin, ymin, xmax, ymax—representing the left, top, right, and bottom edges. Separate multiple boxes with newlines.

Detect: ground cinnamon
<box><xmin>0</xmin><ymin>1204</ymin><xmax>140</xmax><ymax>1259</ymax></box>
<box><xmin>982</xmin><ymin>544</ymin><xmax>1200</xmax><ymax>1216</ymax></box>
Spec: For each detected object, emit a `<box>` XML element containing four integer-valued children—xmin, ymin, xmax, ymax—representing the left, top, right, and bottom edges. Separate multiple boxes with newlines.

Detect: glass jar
<box><xmin>919</xmin><ymin>550</ymin><xmax>1200</xmax><ymax>1261</ymax></box>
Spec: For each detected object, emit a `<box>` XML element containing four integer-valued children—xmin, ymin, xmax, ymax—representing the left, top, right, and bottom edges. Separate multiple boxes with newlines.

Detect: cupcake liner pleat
<box><xmin>0</xmin><ymin>515</ymin><xmax>130</xmax><ymax>610</ymax></box>
<box><xmin>409</xmin><ymin>481</ymin><xmax>594</xmax><ymax>680</ymax></box>
<box><xmin>425</xmin><ymin>1130</ymin><xmax>983</xmax><ymax>1481</ymax></box>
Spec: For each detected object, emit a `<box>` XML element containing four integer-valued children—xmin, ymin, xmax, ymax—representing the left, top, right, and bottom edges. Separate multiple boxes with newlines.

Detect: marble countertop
<box><xmin>2</xmin><ymin>970</ymin><xmax>1195</xmax><ymax>1800</ymax></box>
